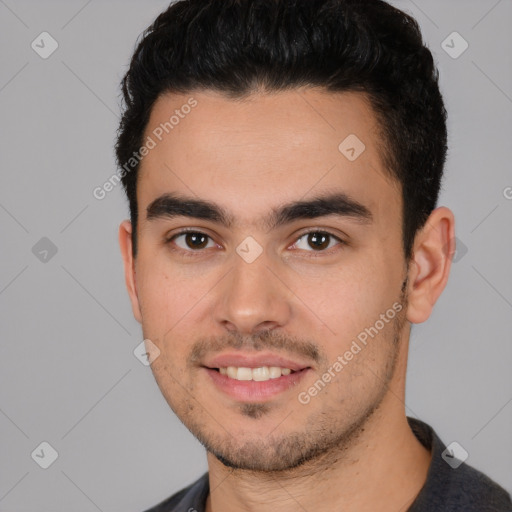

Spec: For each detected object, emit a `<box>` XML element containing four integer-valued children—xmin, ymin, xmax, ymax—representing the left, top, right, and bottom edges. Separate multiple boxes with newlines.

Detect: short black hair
<box><xmin>115</xmin><ymin>0</ymin><xmax>447</xmax><ymax>259</ymax></box>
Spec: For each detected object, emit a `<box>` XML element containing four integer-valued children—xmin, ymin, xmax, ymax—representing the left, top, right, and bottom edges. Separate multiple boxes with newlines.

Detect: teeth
<box><xmin>219</xmin><ymin>366</ymin><xmax>294</xmax><ymax>381</ymax></box>
<box><xmin>268</xmin><ymin>366</ymin><xmax>282</xmax><ymax>379</ymax></box>
<box><xmin>236</xmin><ymin>367</ymin><xmax>253</xmax><ymax>381</ymax></box>
<box><xmin>252</xmin><ymin>367</ymin><xmax>269</xmax><ymax>381</ymax></box>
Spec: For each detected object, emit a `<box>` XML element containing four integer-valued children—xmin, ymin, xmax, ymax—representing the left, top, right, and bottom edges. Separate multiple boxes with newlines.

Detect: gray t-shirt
<box><xmin>143</xmin><ymin>418</ymin><xmax>512</xmax><ymax>511</ymax></box>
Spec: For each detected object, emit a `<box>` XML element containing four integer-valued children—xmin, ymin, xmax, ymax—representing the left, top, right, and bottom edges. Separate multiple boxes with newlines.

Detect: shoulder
<box><xmin>141</xmin><ymin>473</ymin><xmax>209</xmax><ymax>512</ymax></box>
<box><xmin>452</xmin><ymin>463</ymin><xmax>512</xmax><ymax>507</ymax></box>
<box><xmin>408</xmin><ymin>418</ymin><xmax>512</xmax><ymax>512</ymax></box>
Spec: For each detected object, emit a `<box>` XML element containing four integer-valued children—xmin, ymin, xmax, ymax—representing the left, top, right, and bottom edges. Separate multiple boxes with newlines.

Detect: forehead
<box><xmin>137</xmin><ymin>88</ymin><xmax>400</xmax><ymax>227</ymax></box>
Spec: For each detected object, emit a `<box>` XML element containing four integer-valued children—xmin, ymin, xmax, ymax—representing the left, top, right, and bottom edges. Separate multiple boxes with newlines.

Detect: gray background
<box><xmin>0</xmin><ymin>0</ymin><xmax>511</xmax><ymax>510</ymax></box>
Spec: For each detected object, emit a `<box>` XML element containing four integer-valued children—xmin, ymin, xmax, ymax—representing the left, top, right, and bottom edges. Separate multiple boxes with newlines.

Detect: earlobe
<box><xmin>406</xmin><ymin>207</ymin><xmax>455</xmax><ymax>324</ymax></box>
<box><xmin>118</xmin><ymin>220</ymin><xmax>143</xmax><ymax>324</ymax></box>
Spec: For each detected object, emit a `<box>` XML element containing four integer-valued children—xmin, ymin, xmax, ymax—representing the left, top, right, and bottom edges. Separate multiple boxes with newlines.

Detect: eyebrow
<box><xmin>146</xmin><ymin>191</ymin><xmax>373</xmax><ymax>231</ymax></box>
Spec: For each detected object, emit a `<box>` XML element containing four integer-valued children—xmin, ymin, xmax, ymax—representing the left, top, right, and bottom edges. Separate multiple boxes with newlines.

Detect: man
<box><xmin>115</xmin><ymin>0</ymin><xmax>512</xmax><ymax>510</ymax></box>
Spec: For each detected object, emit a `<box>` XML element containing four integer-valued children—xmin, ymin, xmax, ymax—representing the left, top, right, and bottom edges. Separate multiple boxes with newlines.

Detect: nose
<box><xmin>213</xmin><ymin>249</ymin><xmax>293</xmax><ymax>335</ymax></box>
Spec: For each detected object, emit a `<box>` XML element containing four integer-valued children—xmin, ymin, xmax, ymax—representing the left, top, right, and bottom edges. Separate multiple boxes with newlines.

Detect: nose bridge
<box><xmin>215</xmin><ymin>244</ymin><xmax>291</xmax><ymax>333</ymax></box>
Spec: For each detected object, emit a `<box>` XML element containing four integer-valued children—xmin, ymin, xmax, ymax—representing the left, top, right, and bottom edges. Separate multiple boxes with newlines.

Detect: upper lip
<box><xmin>203</xmin><ymin>352</ymin><xmax>312</xmax><ymax>372</ymax></box>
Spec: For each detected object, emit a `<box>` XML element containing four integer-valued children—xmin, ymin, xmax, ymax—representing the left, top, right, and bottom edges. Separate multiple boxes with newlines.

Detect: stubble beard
<box><xmin>181</xmin><ymin>290</ymin><xmax>409</xmax><ymax>474</ymax></box>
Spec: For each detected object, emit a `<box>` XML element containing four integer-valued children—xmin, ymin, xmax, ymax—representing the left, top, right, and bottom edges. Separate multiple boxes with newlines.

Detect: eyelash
<box><xmin>164</xmin><ymin>228</ymin><xmax>345</xmax><ymax>258</ymax></box>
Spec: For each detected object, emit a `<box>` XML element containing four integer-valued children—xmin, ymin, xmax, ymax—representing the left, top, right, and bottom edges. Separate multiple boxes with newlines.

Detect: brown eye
<box><xmin>170</xmin><ymin>231</ymin><xmax>215</xmax><ymax>251</ymax></box>
<box><xmin>184</xmin><ymin>232</ymin><xmax>209</xmax><ymax>249</ymax></box>
<box><xmin>292</xmin><ymin>231</ymin><xmax>343</xmax><ymax>252</ymax></box>
<box><xmin>307</xmin><ymin>232</ymin><xmax>330</xmax><ymax>250</ymax></box>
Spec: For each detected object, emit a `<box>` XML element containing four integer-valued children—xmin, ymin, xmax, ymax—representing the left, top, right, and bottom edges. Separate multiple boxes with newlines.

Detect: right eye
<box><xmin>166</xmin><ymin>230</ymin><xmax>218</xmax><ymax>255</ymax></box>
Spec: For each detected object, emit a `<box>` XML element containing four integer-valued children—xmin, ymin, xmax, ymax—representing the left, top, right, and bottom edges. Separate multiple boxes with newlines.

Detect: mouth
<box><xmin>201</xmin><ymin>353</ymin><xmax>312</xmax><ymax>402</ymax></box>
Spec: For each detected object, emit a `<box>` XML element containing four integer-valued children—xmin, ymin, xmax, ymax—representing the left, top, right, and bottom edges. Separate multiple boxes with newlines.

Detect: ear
<box><xmin>406</xmin><ymin>207</ymin><xmax>455</xmax><ymax>324</ymax></box>
<box><xmin>119</xmin><ymin>220</ymin><xmax>142</xmax><ymax>324</ymax></box>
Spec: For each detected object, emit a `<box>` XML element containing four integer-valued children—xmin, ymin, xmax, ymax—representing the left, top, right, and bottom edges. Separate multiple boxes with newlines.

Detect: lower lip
<box><xmin>205</xmin><ymin>368</ymin><xmax>310</xmax><ymax>402</ymax></box>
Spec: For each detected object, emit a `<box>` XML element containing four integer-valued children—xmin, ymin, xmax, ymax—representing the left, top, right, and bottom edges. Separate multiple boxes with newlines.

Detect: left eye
<box><xmin>292</xmin><ymin>231</ymin><xmax>342</xmax><ymax>252</ymax></box>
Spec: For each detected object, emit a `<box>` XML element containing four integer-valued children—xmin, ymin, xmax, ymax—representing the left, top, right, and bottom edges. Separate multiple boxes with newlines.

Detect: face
<box><xmin>121</xmin><ymin>88</ymin><xmax>413</xmax><ymax>471</ymax></box>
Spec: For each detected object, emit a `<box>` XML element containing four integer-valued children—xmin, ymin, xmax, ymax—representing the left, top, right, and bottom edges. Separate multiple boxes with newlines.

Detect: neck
<box><xmin>205</xmin><ymin>394</ymin><xmax>431</xmax><ymax>512</ymax></box>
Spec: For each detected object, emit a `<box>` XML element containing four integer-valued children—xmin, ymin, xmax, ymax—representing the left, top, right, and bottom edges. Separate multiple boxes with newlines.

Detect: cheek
<box><xmin>136</xmin><ymin>252</ymin><xmax>195</xmax><ymax>314</ymax></box>
<box><xmin>135</xmin><ymin>257</ymin><xmax>219</xmax><ymax>365</ymax></box>
<box><xmin>135</xmin><ymin>262</ymin><xmax>188</xmax><ymax>340</ymax></box>
<box><xmin>294</xmin><ymin>258</ymin><xmax>397</xmax><ymax>344</ymax></box>
<box><xmin>150</xmin><ymin>356</ymin><xmax>197</xmax><ymax>417</ymax></box>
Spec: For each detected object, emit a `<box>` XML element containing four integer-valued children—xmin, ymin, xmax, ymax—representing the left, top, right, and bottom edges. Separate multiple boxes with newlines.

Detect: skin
<box><xmin>119</xmin><ymin>88</ymin><xmax>455</xmax><ymax>511</ymax></box>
